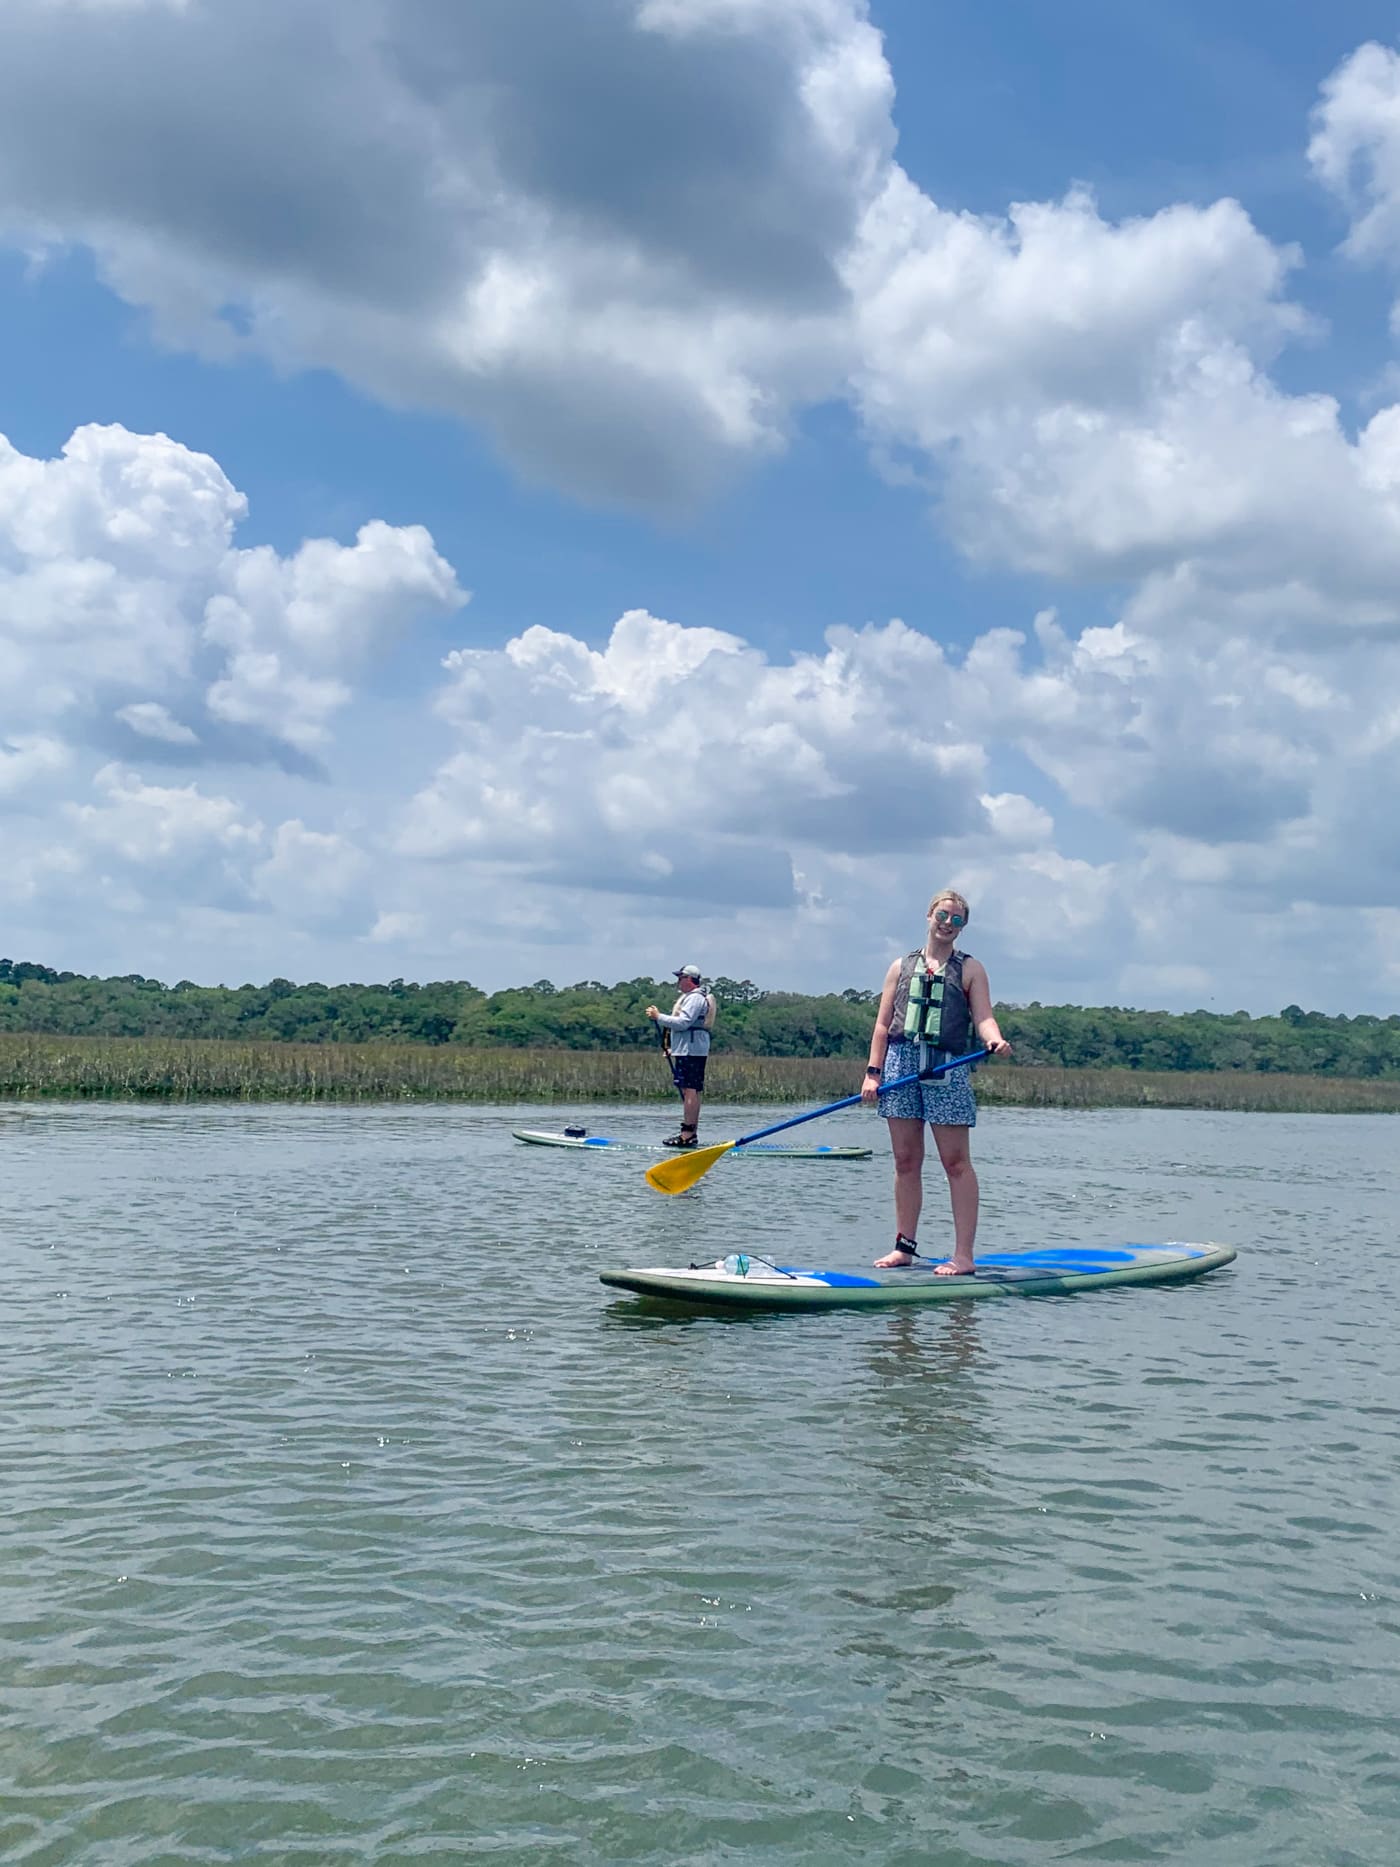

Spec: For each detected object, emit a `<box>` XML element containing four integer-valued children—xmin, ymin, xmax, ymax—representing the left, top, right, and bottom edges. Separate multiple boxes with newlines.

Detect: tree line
<box><xmin>2</xmin><ymin>957</ymin><xmax>1398</xmax><ymax>1077</ymax></box>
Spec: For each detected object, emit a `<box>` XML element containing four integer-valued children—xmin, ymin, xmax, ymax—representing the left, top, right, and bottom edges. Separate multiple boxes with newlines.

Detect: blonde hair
<box><xmin>927</xmin><ymin>888</ymin><xmax>970</xmax><ymax>922</ymax></box>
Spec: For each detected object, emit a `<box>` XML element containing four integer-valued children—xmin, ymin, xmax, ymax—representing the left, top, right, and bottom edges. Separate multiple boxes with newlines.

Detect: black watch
<box><xmin>865</xmin><ymin>1064</ymin><xmax>882</xmax><ymax>1076</ymax></box>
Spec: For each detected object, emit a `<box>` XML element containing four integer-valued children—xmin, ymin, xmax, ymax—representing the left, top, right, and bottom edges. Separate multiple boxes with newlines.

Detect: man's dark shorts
<box><xmin>671</xmin><ymin>1054</ymin><xmax>708</xmax><ymax>1093</ymax></box>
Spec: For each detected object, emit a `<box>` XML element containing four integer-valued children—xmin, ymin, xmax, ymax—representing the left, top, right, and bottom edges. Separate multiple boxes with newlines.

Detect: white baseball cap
<box><xmin>672</xmin><ymin>962</ymin><xmax>703</xmax><ymax>981</ymax></box>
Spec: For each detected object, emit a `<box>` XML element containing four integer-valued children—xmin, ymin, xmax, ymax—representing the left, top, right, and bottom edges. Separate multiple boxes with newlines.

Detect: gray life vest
<box><xmin>889</xmin><ymin>948</ymin><xmax>972</xmax><ymax>1057</ymax></box>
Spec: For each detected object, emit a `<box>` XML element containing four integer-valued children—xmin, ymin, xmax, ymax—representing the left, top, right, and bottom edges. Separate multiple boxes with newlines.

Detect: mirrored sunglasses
<box><xmin>933</xmin><ymin>909</ymin><xmax>966</xmax><ymax>928</ymax></box>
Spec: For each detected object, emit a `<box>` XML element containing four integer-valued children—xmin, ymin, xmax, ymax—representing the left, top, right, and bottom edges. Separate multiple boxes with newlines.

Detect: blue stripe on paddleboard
<box><xmin>767</xmin><ymin>1245</ymin><xmax>1212</xmax><ymax>1286</ymax></box>
<box><xmin>976</xmin><ymin>1246</ymin><xmax>1207</xmax><ymax>1267</ymax></box>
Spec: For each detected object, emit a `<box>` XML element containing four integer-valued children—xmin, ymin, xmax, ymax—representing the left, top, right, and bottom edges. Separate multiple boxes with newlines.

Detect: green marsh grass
<box><xmin>1</xmin><ymin>1034</ymin><xmax>1398</xmax><ymax>1111</ymax></box>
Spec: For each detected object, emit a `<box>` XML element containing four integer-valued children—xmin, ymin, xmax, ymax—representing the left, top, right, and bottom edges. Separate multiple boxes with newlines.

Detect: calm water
<box><xmin>3</xmin><ymin>1100</ymin><xmax>1398</xmax><ymax>1865</ymax></box>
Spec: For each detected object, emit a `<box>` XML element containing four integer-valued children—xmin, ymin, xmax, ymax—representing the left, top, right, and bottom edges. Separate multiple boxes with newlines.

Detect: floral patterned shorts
<box><xmin>878</xmin><ymin>1039</ymin><xmax>977</xmax><ymax>1127</ymax></box>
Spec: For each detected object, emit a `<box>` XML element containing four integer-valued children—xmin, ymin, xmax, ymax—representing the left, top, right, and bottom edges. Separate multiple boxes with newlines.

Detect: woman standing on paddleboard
<box><xmin>860</xmin><ymin>890</ymin><xmax>1011</xmax><ymax>1275</ymax></box>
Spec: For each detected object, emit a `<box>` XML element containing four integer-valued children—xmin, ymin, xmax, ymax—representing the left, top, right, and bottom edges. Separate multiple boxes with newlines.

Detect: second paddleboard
<box><xmin>513</xmin><ymin>1129</ymin><xmax>871</xmax><ymax>1160</ymax></box>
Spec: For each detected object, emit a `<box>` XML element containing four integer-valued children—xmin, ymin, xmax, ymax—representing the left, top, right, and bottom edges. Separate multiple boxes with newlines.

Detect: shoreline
<box><xmin>2</xmin><ymin>1034</ymin><xmax>1399</xmax><ymax>1112</ymax></box>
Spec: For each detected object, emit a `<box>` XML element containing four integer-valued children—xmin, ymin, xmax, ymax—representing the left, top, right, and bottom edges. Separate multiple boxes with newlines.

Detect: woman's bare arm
<box><xmin>860</xmin><ymin>958</ymin><xmax>902</xmax><ymax>1100</ymax></box>
<box><xmin>964</xmin><ymin>957</ymin><xmax>1011</xmax><ymax>1055</ymax></box>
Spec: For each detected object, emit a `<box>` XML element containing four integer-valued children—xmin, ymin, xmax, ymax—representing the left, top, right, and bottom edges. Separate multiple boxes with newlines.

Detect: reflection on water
<box><xmin>837</xmin><ymin>1308</ymin><xmax>992</xmax><ymax>1744</ymax></box>
<box><xmin>862</xmin><ymin>1306</ymin><xmax>988</xmax><ymax>1488</ymax></box>
<box><xmin>2</xmin><ymin>1099</ymin><xmax>1398</xmax><ymax>1865</ymax></box>
<box><xmin>870</xmin><ymin>1303</ymin><xmax>985</xmax><ymax>1390</ymax></box>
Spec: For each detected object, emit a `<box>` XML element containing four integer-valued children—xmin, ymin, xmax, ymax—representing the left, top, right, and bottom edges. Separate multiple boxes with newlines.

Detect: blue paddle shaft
<box><xmin>732</xmin><ymin>1047</ymin><xmax>990</xmax><ymax>1149</ymax></box>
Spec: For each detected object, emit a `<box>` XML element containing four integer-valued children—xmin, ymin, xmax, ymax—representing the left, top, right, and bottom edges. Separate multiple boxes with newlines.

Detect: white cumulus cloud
<box><xmin>406</xmin><ymin>607</ymin><xmax>993</xmax><ymax>906</ymax></box>
<box><xmin>1310</xmin><ymin>41</ymin><xmax>1400</xmax><ymax>272</ymax></box>
<box><xmin>0</xmin><ymin>0</ymin><xmax>893</xmax><ymax>508</ymax></box>
<box><xmin>116</xmin><ymin>702</ymin><xmax>199</xmax><ymax>745</ymax></box>
<box><xmin>252</xmin><ymin>820</ymin><xmax>372</xmax><ymax>926</ymax></box>
<box><xmin>0</xmin><ymin>423</ymin><xmax>466</xmax><ymax>762</ymax></box>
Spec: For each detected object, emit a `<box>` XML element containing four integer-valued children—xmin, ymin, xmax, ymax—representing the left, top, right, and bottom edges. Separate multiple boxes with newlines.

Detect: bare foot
<box><xmin>933</xmin><ymin>1258</ymin><xmax>975</xmax><ymax>1277</ymax></box>
<box><xmin>874</xmin><ymin>1247</ymin><xmax>918</xmax><ymax>1269</ymax></box>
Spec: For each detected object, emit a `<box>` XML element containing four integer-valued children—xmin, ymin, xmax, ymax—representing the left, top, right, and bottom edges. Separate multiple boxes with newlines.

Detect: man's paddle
<box><xmin>644</xmin><ymin>1047</ymin><xmax>990</xmax><ymax>1195</ymax></box>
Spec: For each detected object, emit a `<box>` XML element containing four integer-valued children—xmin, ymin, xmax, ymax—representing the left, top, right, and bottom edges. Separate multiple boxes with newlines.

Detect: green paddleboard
<box><xmin>600</xmin><ymin>1243</ymin><xmax>1236</xmax><ymax>1309</ymax></box>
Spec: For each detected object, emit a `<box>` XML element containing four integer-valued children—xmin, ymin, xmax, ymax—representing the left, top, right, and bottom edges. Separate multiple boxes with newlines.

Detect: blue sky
<box><xmin>4</xmin><ymin>0</ymin><xmax>1400</xmax><ymax>1013</ymax></box>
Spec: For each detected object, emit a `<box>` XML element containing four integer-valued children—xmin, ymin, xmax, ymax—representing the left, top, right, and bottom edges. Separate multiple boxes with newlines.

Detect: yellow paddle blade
<box><xmin>645</xmin><ymin>1139</ymin><xmax>737</xmax><ymax>1195</ymax></box>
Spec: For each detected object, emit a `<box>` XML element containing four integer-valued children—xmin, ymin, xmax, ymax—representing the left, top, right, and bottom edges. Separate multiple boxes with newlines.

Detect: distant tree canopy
<box><xmin>1</xmin><ymin>957</ymin><xmax>1398</xmax><ymax>1075</ymax></box>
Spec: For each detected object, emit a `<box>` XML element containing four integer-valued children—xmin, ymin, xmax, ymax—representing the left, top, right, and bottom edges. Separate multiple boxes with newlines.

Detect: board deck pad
<box><xmin>600</xmin><ymin>1243</ymin><xmax>1236</xmax><ymax>1308</ymax></box>
<box><xmin>513</xmin><ymin>1129</ymin><xmax>871</xmax><ymax>1159</ymax></box>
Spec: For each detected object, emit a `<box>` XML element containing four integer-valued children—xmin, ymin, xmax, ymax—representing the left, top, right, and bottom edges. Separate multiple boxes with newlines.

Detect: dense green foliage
<box><xmin>2</xmin><ymin>957</ymin><xmax>1399</xmax><ymax>1077</ymax></box>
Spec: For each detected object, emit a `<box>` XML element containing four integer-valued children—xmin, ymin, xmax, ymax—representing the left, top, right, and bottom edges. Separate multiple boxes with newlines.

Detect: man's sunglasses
<box><xmin>933</xmin><ymin>909</ymin><xmax>966</xmax><ymax>928</ymax></box>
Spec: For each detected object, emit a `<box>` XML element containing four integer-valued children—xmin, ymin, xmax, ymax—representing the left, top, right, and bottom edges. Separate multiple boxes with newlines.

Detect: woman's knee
<box><xmin>888</xmin><ymin>1128</ymin><xmax>924</xmax><ymax>1174</ymax></box>
<box><xmin>935</xmin><ymin>1137</ymin><xmax>974</xmax><ymax>1181</ymax></box>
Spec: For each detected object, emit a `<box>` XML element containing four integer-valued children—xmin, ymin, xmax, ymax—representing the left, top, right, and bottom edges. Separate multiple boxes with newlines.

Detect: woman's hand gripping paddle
<box><xmin>644</xmin><ymin>1047</ymin><xmax>989</xmax><ymax>1195</ymax></box>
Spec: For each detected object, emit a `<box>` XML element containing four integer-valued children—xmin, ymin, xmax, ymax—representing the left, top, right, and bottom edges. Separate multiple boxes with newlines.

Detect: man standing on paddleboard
<box><xmin>646</xmin><ymin>964</ymin><xmax>712</xmax><ymax>1148</ymax></box>
<box><xmin>860</xmin><ymin>890</ymin><xmax>1011</xmax><ymax>1275</ymax></box>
